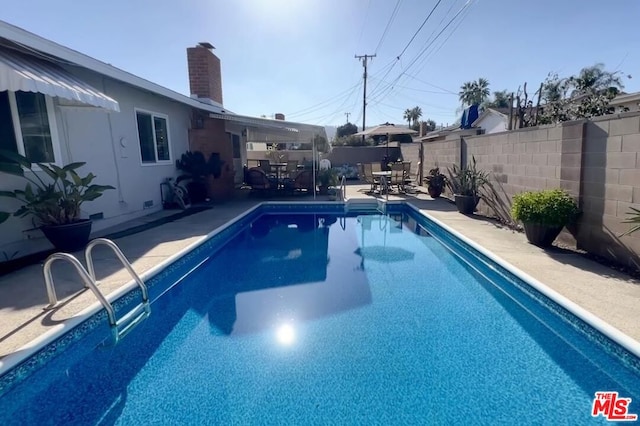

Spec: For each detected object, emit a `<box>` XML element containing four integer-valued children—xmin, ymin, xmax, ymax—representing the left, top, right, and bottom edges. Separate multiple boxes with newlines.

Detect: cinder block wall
<box><xmin>578</xmin><ymin>115</ymin><xmax>640</xmax><ymax>268</ymax></box>
<box><xmin>422</xmin><ymin>137</ymin><xmax>462</xmax><ymax>173</ymax></box>
<box><xmin>461</xmin><ymin>113</ymin><xmax>639</xmax><ymax>269</ymax></box>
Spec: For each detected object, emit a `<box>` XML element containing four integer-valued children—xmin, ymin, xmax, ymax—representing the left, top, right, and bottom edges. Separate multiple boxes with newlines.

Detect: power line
<box><xmin>374</xmin><ymin>0</ymin><xmax>403</xmax><ymax>54</ymax></box>
<box><xmin>368</xmin><ymin>0</ymin><xmax>444</xmax><ymax>100</ymax></box>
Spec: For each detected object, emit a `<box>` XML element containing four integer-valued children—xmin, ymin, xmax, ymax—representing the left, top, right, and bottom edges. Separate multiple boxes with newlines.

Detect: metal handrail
<box><xmin>340</xmin><ymin>175</ymin><xmax>347</xmax><ymax>201</ymax></box>
<box><xmin>43</xmin><ymin>253</ymin><xmax>117</xmax><ymax>327</ymax></box>
<box><xmin>85</xmin><ymin>238</ymin><xmax>148</xmax><ymax>303</ymax></box>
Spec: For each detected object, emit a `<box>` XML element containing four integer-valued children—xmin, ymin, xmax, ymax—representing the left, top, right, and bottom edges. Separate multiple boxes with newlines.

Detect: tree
<box><xmin>336</xmin><ymin>122</ymin><xmax>358</xmax><ymax>138</ymax></box>
<box><xmin>425</xmin><ymin>119</ymin><xmax>436</xmax><ymax>132</ymax></box>
<box><xmin>411</xmin><ymin>106</ymin><xmax>422</xmax><ymax>126</ymax></box>
<box><xmin>403</xmin><ymin>108</ymin><xmax>413</xmax><ymax>128</ymax></box>
<box><xmin>483</xmin><ymin>90</ymin><xmax>511</xmax><ymax>108</ymax></box>
<box><xmin>314</xmin><ymin>134</ymin><xmax>330</xmax><ymax>153</ymax></box>
<box><xmin>332</xmin><ymin>135</ymin><xmax>374</xmax><ymax>147</ymax></box>
<box><xmin>459</xmin><ymin>78</ymin><xmax>490</xmax><ymax>106</ymax></box>
<box><xmin>537</xmin><ymin>63</ymin><xmax>627</xmax><ymax>125</ymax></box>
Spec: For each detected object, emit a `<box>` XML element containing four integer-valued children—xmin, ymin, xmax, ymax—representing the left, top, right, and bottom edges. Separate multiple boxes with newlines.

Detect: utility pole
<box><xmin>355</xmin><ymin>53</ymin><xmax>376</xmax><ymax>140</ymax></box>
<box><xmin>345</xmin><ymin>112</ymin><xmax>351</xmax><ymax>123</ymax></box>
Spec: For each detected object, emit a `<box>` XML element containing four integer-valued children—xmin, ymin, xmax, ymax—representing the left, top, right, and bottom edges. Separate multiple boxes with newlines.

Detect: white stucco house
<box><xmin>471</xmin><ymin>108</ymin><xmax>510</xmax><ymax>134</ymax></box>
<box><xmin>0</xmin><ymin>20</ymin><xmax>325</xmax><ymax>258</ymax></box>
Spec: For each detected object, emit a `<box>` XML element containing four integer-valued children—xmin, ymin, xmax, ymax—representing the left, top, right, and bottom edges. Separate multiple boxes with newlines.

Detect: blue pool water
<box><xmin>0</xmin><ymin>205</ymin><xmax>639</xmax><ymax>425</ymax></box>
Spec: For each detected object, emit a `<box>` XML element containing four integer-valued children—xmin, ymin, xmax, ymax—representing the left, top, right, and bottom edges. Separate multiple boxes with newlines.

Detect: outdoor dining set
<box><xmin>244</xmin><ymin>160</ymin><xmax>314</xmax><ymax>194</ymax></box>
<box><xmin>357</xmin><ymin>162</ymin><xmax>416</xmax><ymax>194</ymax></box>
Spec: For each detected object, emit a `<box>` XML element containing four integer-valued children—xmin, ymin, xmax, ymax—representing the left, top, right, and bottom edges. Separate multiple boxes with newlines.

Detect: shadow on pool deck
<box><xmin>0</xmin><ymin>184</ymin><xmax>639</xmax><ymax>359</ymax></box>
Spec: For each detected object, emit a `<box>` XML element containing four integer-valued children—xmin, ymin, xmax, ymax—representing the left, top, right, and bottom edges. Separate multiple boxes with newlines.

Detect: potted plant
<box><xmin>317</xmin><ymin>168</ymin><xmax>338</xmax><ymax>195</ymax></box>
<box><xmin>175</xmin><ymin>151</ymin><xmax>223</xmax><ymax>203</ymax></box>
<box><xmin>511</xmin><ymin>189</ymin><xmax>580</xmax><ymax>247</ymax></box>
<box><xmin>0</xmin><ymin>150</ymin><xmax>114</xmax><ymax>252</ymax></box>
<box><xmin>446</xmin><ymin>157</ymin><xmax>489</xmax><ymax>214</ymax></box>
<box><xmin>425</xmin><ymin>167</ymin><xmax>447</xmax><ymax>198</ymax></box>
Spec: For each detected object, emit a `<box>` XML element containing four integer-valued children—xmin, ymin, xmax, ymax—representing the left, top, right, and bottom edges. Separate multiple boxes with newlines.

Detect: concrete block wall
<box><xmin>422</xmin><ymin>137</ymin><xmax>462</xmax><ymax>174</ymax></box>
<box><xmin>578</xmin><ymin>115</ymin><xmax>640</xmax><ymax>269</ymax></box>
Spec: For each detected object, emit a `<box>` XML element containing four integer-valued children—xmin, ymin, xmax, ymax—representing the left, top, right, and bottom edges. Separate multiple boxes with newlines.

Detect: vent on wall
<box><xmin>89</xmin><ymin>212</ymin><xmax>104</xmax><ymax>220</ymax></box>
<box><xmin>143</xmin><ymin>200</ymin><xmax>154</xmax><ymax>209</ymax></box>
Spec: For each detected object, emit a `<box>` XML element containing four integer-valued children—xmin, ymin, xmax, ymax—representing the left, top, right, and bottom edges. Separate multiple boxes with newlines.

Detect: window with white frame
<box><xmin>0</xmin><ymin>91</ymin><xmax>60</xmax><ymax>163</ymax></box>
<box><xmin>135</xmin><ymin>110</ymin><xmax>171</xmax><ymax>164</ymax></box>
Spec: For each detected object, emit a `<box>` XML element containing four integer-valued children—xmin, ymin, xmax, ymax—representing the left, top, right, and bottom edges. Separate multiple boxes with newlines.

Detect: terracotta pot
<box><xmin>454</xmin><ymin>195</ymin><xmax>479</xmax><ymax>214</ymax></box>
<box><xmin>522</xmin><ymin>222</ymin><xmax>563</xmax><ymax>247</ymax></box>
<box><xmin>41</xmin><ymin>219</ymin><xmax>93</xmax><ymax>252</ymax></box>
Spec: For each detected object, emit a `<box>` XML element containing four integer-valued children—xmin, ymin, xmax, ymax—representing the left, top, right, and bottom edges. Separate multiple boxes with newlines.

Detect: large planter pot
<box><xmin>522</xmin><ymin>222</ymin><xmax>563</xmax><ymax>248</ymax></box>
<box><xmin>454</xmin><ymin>194</ymin><xmax>479</xmax><ymax>214</ymax></box>
<box><xmin>186</xmin><ymin>181</ymin><xmax>208</xmax><ymax>204</ymax></box>
<box><xmin>428</xmin><ymin>185</ymin><xmax>443</xmax><ymax>198</ymax></box>
<box><xmin>41</xmin><ymin>219</ymin><xmax>93</xmax><ymax>252</ymax></box>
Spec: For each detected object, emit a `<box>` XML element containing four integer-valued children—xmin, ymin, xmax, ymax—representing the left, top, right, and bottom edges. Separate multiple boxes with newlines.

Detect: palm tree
<box><xmin>403</xmin><ymin>108</ymin><xmax>412</xmax><ymax>127</ymax></box>
<box><xmin>571</xmin><ymin>63</ymin><xmax>624</xmax><ymax>97</ymax></box>
<box><xmin>411</xmin><ymin>106</ymin><xmax>423</xmax><ymax>125</ymax></box>
<box><xmin>459</xmin><ymin>78</ymin><xmax>491</xmax><ymax>106</ymax></box>
<box><xmin>484</xmin><ymin>90</ymin><xmax>511</xmax><ymax>108</ymax></box>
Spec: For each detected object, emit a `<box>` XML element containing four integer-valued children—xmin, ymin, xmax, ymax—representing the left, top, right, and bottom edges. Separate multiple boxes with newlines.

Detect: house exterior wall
<box><xmin>0</xmin><ymin>65</ymin><xmax>192</xmax><ymax>255</ymax></box>
<box><xmin>476</xmin><ymin>113</ymin><xmax>507</xmax><ymax>134</ymax></box>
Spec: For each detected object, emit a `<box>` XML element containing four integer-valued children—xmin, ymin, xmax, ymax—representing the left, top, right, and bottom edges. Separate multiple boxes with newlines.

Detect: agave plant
<box><xmin>621</xmin><ymin>207</ymin><xmax>640</xmax><ymax>236</ymax></box>
<box><xmin>446</xmin><ymin>157</ymin><xmax>489</xmax><ymax>197</ymax></box>
<box><xmin>0</xmin><ymin>150</ymin><xmax>114</xmax><ymax>226</ymax></box>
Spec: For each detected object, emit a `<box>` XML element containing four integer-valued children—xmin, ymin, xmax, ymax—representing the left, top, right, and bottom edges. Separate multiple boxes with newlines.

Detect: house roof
<box><xmin>0</xmin><ymin>19</ymin><xmax>227</xmax><ymax>114</ymax></box>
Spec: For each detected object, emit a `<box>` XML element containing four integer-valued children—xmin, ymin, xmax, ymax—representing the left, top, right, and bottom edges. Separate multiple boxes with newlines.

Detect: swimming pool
<box><xmin>0</xmin><ymin>202</ymin><xmax>638</xmax><ymax>424</ymax></box>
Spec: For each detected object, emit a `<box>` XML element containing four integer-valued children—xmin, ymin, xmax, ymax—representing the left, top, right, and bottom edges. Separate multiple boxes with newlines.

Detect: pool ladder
<box><xmin>42</xmin><ymin>238</ymin><xmax>150</xmax><ymax>344</ymax></box>
<box><xmin>339</xmin><ymin>175</ymin><xmax>347</xmax><ymax>201</ymax></box>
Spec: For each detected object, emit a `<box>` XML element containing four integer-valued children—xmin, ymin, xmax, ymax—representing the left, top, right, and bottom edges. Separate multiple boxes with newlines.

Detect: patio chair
<box><xmin>283</xmin><ymin>160</ymin><xmax>299</xmax><ymax>179</ymax></box>
<box><xmin>362</xmin><ymin>163</ymin><xmax>379</xmax><ymax>193</ymax></box>
<box><xmin>284</xmin><ymin>169</ymin><xmax>314</xmax><ymax>194</ymax></box>
<box><xmin>402</xmin><ymin>161</ymin><xmax>417</xmax><ymax>192</ymax></box>
<box><xmin>390</xmin><ymin>163</ymin><xmax>405</xmax><ymax>192</ymax></box>
<box><xmin>247</xmin><ymin>167</ymin><xmax>276</xmax><ymax>194</ymax></box>
<box><xmin>258</xmin><ymin>160</ymin><xmax>271</xmax><ymax>175</ymax></box>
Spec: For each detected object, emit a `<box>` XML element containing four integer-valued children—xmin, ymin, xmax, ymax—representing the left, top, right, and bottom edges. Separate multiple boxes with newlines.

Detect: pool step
<box><xmin>344</xmin><ymin>199</ymin><xmax>382</xmax><ymax>213</ymax></box>
<box><xmin>114</xmin><ymin>302</ymin><xmax>151</xmax><ymax>342</ymax></box>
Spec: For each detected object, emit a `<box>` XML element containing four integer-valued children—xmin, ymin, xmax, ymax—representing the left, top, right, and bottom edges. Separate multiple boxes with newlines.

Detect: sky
<box><xmin>2</xmin><ymin>0</ymin><xmax>639</xmax><ymax>130</ymax></box>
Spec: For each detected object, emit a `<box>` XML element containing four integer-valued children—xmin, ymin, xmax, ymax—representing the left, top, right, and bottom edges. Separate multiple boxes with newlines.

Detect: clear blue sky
<box><xmin>2</xmin><ymin>0</ymin><xmax>639</xmax><ymax>129</ymax></box>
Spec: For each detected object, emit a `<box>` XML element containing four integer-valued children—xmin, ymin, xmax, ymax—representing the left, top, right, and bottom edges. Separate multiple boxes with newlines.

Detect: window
<box><xmin>0</xmin><ymin>91</ymin><xmax>59</xmax><ymax>163</ymax></box>
<box><xmin>136</xmin><ymin>110</ymin><xmax>171</xmax><ymax>164</ymax></box>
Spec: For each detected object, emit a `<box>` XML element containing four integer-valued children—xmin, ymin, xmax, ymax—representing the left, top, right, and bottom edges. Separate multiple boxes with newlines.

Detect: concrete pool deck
<box><xmin>1</xmin><ymin>185</ymin><xmax>639</xmax><ymax>360</ymax></box>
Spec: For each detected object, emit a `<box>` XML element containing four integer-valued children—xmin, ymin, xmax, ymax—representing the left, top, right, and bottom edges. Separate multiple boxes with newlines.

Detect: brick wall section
<box><xmin>422</xmin><ymin>137</ymin><xmax>462</xmax><ymax>173</ymax></box>
<box><xmin>187</xmin><ymin>46</ymin><xmax>223</xmax><ymax>104</ymax></box>
<box><xmin>462</xmin><ymin>113</ymin><xmax>639</xmax><ymax>269</ymax></box>
<box><xmin>188</xmin><ymin>117</ymin><xmax>234</xmax><ymax>199</ymax></box>
<box><xmin>578</xmin><ymin>114</ymin><xmax>640</xmax><ymax>268</ymax></box>
<box><xmin>400</xmin><ymin>143</ymin><xmax>421</xmax><ymax>177</ymax></box>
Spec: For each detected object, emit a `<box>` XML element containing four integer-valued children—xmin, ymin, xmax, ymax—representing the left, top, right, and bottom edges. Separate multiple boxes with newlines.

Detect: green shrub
<box><xmin>511</xmin><ymin>189</ymin><xmax>580</xmax><ymax>226</ymax></box>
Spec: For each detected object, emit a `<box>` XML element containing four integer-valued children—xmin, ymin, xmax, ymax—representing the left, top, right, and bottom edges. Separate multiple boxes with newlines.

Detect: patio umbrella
<box><xmin>354</xmin><ymin>122</ymin><xmax>418</xmax><ymax>157</ymax></box>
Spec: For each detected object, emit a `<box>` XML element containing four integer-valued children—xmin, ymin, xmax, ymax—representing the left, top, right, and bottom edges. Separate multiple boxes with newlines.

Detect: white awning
<box><xmin>210</xmin><ymin>113</ymin><xmax>299</xmax><ymax>132</ymax></box>
<box><xmin>0</xmin><ymin>49</ymin><xmax>119</xmax><ymax>112</ymax></box>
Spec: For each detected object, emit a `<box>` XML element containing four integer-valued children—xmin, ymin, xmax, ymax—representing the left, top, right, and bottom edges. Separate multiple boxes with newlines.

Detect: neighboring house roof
<box><xmin>610</xmin><ymin>91</ymin><xmax>640</xmax><ymax>108</ymax></box>
<box><xmin>0</xmin><ymin>19</ymin><xmax>226</xmax><ymax>114</ymax></box>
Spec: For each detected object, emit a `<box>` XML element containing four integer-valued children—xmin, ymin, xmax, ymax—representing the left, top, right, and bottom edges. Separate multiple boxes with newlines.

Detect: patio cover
<box><xmin>210</xmin><ymin>112</ymin><xmax>300</xmax><ymax>132</ymax></box>
<box><xmin>0</xmin><ymin>49</ymin><xmax>119</xmax><ymax>112</ymax></box>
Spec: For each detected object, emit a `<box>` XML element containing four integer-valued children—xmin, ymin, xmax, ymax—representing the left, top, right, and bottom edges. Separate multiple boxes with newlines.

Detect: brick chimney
<box><xmin>187</xmin><ymin>42</ymin><xmax>223</xmax><ymax>105</ymax></box>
